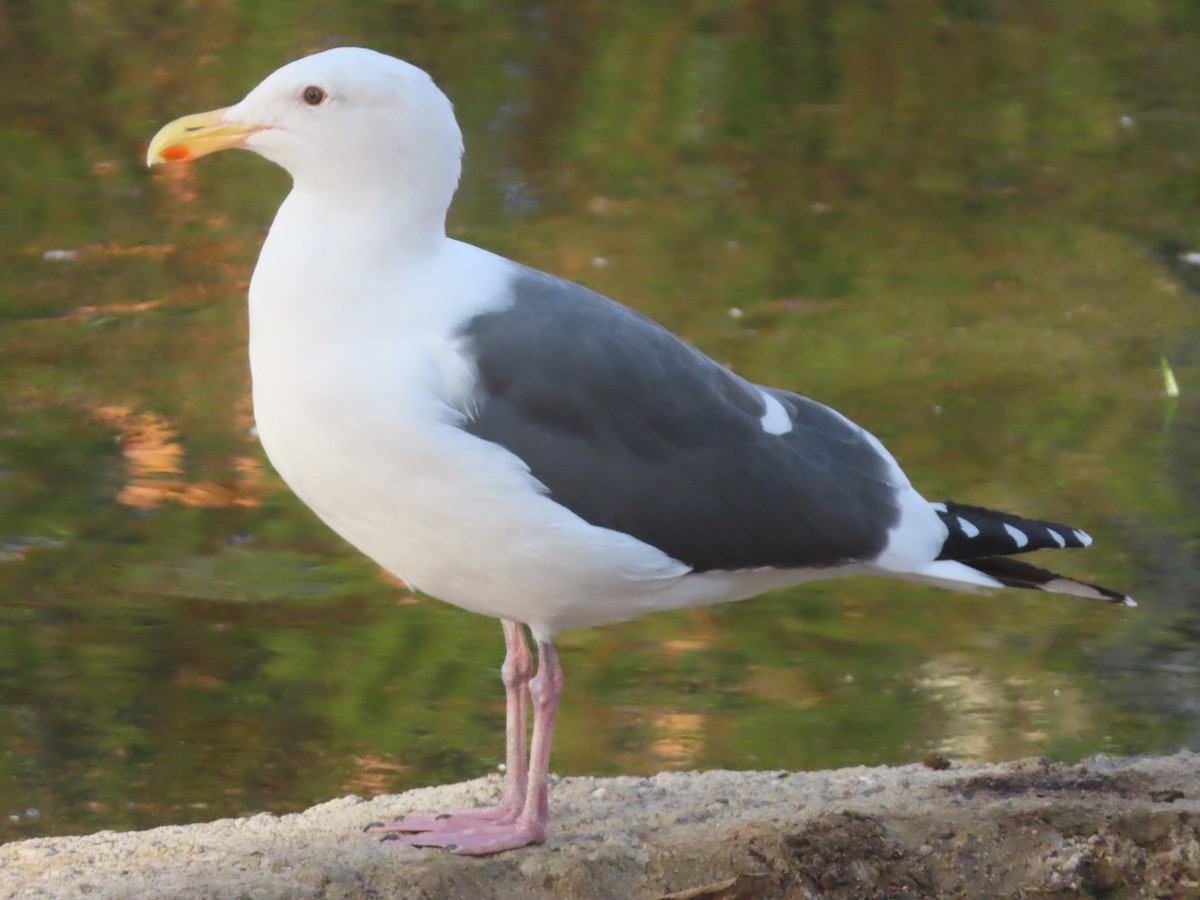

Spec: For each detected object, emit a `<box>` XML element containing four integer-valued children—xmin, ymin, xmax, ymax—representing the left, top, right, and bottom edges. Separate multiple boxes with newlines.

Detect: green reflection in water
<box><xmin>2</xmin><ymin>1</ymin><xmax>1198</xmax><ymax>840</ymax></box>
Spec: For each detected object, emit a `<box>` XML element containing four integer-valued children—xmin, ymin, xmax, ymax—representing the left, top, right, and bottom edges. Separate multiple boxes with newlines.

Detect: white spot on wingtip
<box><xmin>1047</xmin><ymin>528</ymin><xmax>1066</xmax><ymax>548</ymax></box>
<box><xmin>1042</xmin><ymin>578</ymin><xmax>1136</xmax><ymax>606</ymax></box>
<box><xmin>758</xmin><ymin>389</ymin><xmax>793</xmax><ymax>435</ymax></box>
<box><xmin>957</xmin><ymin>516</ymin><xmax>980</xmax><ymax>538</ymax></box>
<box><xmin>1043</xmin><ymin>578</ymin><xmax>1106</xmax><ymax>600</ymax></box>
<box><xmin>1073</xmin><ymin>529</ymin><xmax>1093</xmax><ymax>547</ymax></box>
<box><xmin>930</xmin><ymin>502</ymin><xmax>948</xmax><ymax>513</ymax></box>
<box><xmin>1003</xmin><ymin>524</ymin><xmax>1029</xmax><ymax>548</ymax></box>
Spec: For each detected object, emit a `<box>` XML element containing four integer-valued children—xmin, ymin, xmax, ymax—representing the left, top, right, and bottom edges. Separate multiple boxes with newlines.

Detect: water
<box><xmin>2</xmin><ymin>1</ymin><xmax>1198</xmax><ymax>841</ymax></box>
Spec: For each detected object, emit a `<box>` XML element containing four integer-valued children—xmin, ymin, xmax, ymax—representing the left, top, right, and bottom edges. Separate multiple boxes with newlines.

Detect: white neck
<box><xmin>286</xmin><ymin>179</ymin><xmax>450</xmax><ymax>262</ymax></box>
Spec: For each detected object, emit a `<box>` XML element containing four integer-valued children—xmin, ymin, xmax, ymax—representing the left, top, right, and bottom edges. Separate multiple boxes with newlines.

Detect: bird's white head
<box><xmin>148</xmin><ymin>48</ymin><xmax>464</xmax><ymax>226</ymax></box>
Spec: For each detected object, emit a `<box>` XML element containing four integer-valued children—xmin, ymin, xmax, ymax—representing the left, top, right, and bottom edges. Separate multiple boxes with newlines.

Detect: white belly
<box><xmin>250</xmin><ymin>349</ymin><xmax>708</xmax><ymax>635</ymax></box>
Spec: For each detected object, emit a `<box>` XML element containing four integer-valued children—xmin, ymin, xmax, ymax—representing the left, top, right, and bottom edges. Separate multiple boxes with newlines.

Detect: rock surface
<box><xmin>2</xmin><ymin>752</ymin><xmax>1198</xmax><ymax>899</ymax></box>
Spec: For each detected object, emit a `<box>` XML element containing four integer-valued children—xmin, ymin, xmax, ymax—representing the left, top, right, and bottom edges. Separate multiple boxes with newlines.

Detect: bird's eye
<box><xmin>302</xmin><ymin>85</ymin><xmax>327</xmax><ymax>106</ymax></box>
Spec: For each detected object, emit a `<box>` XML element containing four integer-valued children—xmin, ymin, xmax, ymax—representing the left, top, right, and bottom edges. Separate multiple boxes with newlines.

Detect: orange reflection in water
<box><xmin>94</xmin><ymin>404</ymin><xmax>263</xmax><ymax>510</ymax></box>
<box><xmin>342</xmin><ymin>755</ymin><xmax>410</xmax><ymax>798</ymax></box>
<box><xmin>650</xmin><ymin>711</ymin><xmax>706</xmax><ymax>767</ymax></box>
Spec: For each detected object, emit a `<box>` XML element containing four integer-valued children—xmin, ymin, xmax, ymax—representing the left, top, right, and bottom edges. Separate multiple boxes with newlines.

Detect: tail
<box><xmin>929</xmin><ymin>500</ymin><xmax>1136</xmax><ymax>607</ymax></box>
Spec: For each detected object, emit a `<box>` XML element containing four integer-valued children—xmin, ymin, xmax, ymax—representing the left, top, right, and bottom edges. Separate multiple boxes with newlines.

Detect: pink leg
<box><xmin>369</xmin><ymin>620</ymin><xmax>531</xmax><ymax>834</ymax></box>
<box><xmin>493</xmin><ymin>620</ymin><xmax>532</xmax><ymax>817</ymax></box>
<box><xmin>384</xmin><ymin>637</ymin><xmax>563</xmax><ymax>855</ymax></box>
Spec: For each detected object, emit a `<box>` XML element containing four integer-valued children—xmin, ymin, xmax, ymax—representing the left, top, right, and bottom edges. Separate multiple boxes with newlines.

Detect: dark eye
<box><xmin>302</xmin><ymin>85</ymin><xmax>326</xmax><ymax>106</ymax></box>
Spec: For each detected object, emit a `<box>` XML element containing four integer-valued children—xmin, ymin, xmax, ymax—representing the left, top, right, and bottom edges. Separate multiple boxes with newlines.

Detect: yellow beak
<box><xmin>146</xmin><ymin>107</ymin><xmax>261</xmax><ymax>166</ymax></box>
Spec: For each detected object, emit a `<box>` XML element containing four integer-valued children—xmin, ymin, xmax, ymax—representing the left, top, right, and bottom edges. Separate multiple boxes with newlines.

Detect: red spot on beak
<box><xmin>160</xmin><ymin>145</ymin><xmax>192</xmax><ymax>162</ymax></box>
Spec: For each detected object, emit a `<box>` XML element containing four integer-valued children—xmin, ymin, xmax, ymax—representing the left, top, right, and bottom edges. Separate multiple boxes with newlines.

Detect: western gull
<box><xmin>146</xmin><ymin>47</ymin><xmax>1135</xmax><ymax>856</ymax></box>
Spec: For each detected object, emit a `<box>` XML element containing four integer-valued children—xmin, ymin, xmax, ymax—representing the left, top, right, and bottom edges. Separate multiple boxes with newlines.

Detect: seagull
<box><xmin>146</xmin><ymin>47</ymin><xmax>1135</xmax><ymax>856</ymax></box>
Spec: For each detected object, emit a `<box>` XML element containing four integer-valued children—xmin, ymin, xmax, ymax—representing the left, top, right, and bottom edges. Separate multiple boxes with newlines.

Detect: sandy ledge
<box><xmin>2</xmin><ymin>752</ymin><xmax>1198</xmax><ymax>899</ymax></box>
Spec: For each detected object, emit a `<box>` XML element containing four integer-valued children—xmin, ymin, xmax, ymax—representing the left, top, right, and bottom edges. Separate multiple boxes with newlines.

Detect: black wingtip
<box><xmin>964</xmin><ymin>555</ymin><xmax>1135</xmax><ymax>606</ymax></box>
<box><xmin>934</xmin><ymin>500</ymin><xmax>1093</xmax><ymax>561</ymax></box>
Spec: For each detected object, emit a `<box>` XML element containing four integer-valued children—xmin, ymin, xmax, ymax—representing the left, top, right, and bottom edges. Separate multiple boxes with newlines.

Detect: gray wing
<box><xmin>456</xmin><ymin>267</ymin><xmax>902</xmax><ymax>572</ymax></box>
